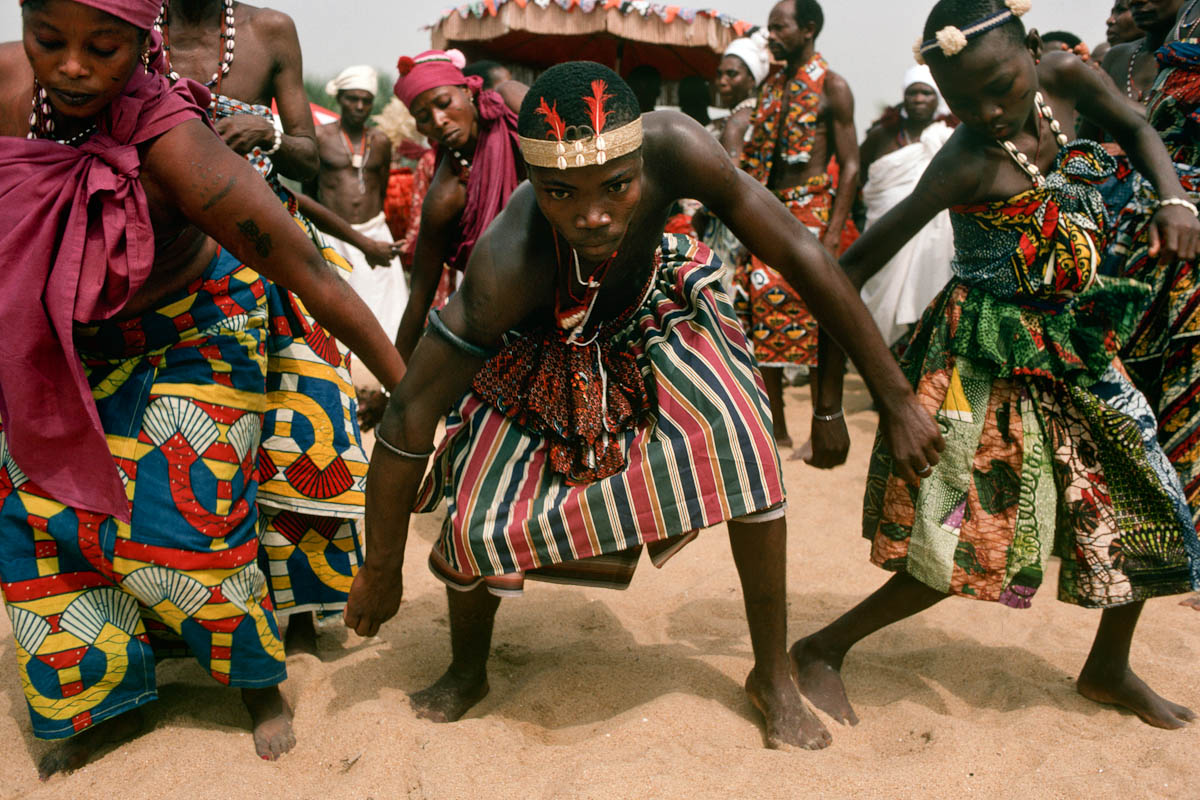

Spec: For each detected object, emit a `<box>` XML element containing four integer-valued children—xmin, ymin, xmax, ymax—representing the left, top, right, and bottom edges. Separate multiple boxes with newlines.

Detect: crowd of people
<box><xmin>0</xmin><ymin>0</ymin><xmax>1198</xmax><ymax>780</ymax></box>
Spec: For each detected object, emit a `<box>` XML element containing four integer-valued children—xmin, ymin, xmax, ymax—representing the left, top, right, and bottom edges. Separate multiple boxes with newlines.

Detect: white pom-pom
<box><xmin>1005</xmin><ymin>0</ymin><xmax>1032</xmax><ymax>17</ymax></box>
<box><xmin>446</xmin><ymin>48</ymin><xmax>467</xmax><ymax>69</ymax></box>
<box><xmin>912</xmin><ymin>38</ymin><xmax>927</xmax><ymax>65</ymax></box>
<box><xmin>935</xmin><ymin>26</ymin><xmax>969</xmax><ymax>57</ymax></box>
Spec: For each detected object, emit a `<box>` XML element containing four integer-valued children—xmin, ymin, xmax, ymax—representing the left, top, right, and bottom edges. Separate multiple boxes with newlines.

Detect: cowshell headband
<box><xmin>519</xmin><ymin>117</ymin><xmax>643</xmax><ymax>169</ymax></box>
<box><xmin>519</xmin><ymin>81</ymin><xmax>643</xmax><ymax>169</ymax></box>
<box><xmin>913</xmin><ymin>0</ymin><xmax>1031</xmax><ymax>64</ymax></box>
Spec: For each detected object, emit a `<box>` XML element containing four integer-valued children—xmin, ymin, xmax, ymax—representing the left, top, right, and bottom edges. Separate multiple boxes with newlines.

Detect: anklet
<box><xmin>812</xmin><ymin>409</ymin><xmax>845</xmax><ymax>422</ymax></box>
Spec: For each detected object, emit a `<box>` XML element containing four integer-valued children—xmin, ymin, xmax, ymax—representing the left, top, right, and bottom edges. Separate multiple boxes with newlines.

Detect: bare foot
<box><xmin>744</xmin><ymin>667</ymin><xmax>832</xmax><ymax>750</ymax></box>
<box><xmin>1077</xmin><ymin>666</ymin><xmax>1196</xmax><ymax>729</ymax></box>
<box><xmin>789</xmin><ymin>636</ymin><xmax>859</xmax><ymax>726</ymax></box>
<box><xmin>37</xmin><ymin>709</ymin><xmax>146</xmax><ymax>780</ymax></box>
<box><xmin>284</xmin><ymin>612</ymin><xmax>318</xmax><ymax>657</ymax></box>
<box><xmin>1179</xmin><ymin>593</ymin><xmax>1200</xmax><ymax>611</ymax></box>
<box><xmin>409</xmin><ymin>668</ymin><xmax>490</xmax><ymax>723</ymax></box>
<box><xmin>242</xmin><ymin>687</ymin><xmax>296</xmax><ymax>760</ymax></box>
<box><xmin>774</xmin><ymin>434</ymin><xmax>793</xmax><ymax>449</ymax></box>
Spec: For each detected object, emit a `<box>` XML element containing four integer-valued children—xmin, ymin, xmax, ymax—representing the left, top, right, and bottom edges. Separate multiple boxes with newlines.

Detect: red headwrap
<box><xmin>394</xmin><ymin>50</ymin><xmax>521</xmax><ymax>272</ymax></box>
<box><xmin>393</xmin><ymin>49</ymin><xmax>469</xmax><ymax>108</ymax></box>
<box><xmin>20</xmin><ymin>0</ymin><xmax>163</xmax><ymax>29</ymax></box>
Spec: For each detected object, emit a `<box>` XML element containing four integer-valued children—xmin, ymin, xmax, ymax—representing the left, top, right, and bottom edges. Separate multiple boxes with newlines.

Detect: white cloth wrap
<box><xmin>859</xmin><ymin>121</ymin><xmax>955</xmax><ymax>345</ymax></box>
<box><xmin>325</xmin><ymin>211</ymin><xmax>409</xmax><ymax>356</ymax></box>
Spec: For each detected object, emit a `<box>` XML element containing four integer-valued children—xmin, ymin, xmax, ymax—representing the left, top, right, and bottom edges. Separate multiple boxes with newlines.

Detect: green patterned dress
<box><xmin>863</xmin><ymin>142</ymin><xmax>1200</xmax><ymax>609</ymax></box>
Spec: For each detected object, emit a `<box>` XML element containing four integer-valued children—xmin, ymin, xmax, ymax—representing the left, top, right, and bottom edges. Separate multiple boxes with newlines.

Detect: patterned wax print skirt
<box><xmin>1104</xmin><ymin>165</ymin><xmax>1200</xmax><ymax>526</ymax></box>
<box><xmin>863</xmin><ymin>279</ymin><xmax>1200</xmax><ymax>608</ymax></box>
<box><xmin>254</xmin><ymin>187</ymin><xmax>369</xmax><ymax>619</ymax></box>
<box><xmin>0</xmin><ymin>247</ymin><xmax>286</xmax><ymax>739</ymax></box>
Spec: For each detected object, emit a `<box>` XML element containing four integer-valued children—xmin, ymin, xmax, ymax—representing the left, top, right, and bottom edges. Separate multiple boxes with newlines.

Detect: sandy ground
<box><xmin>1</xmin><ymin>374</ymin><xmax>1197</xmax><ymax>799</ymax></box>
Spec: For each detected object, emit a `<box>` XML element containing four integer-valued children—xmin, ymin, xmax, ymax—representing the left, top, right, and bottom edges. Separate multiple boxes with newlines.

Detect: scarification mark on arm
<box><xmin>201</xmin><ymin>175</ymin><xmax>238</xmax><ymax>211</ymax></box>
<box><xmin>236</xmin><ymin>219</ymin><xmax>273</xmax><ymax>258</ymax></box>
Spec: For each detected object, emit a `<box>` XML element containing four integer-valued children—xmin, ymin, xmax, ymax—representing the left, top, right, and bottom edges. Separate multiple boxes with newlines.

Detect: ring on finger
<box><xmin>916</xmin><ymin>463</ymin><xmax>933</xmax><ymax>477</ymax></box>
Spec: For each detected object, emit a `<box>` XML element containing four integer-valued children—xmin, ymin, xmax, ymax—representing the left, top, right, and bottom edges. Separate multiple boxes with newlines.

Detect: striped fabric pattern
<box><xmin>416</xmin><ymin>235</ymin><xmax>785</xmax><ymax>589</ymax></box>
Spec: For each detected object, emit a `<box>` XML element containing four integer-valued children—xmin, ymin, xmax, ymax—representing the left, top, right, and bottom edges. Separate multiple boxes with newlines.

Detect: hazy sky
<box><xmin>3</xmin><ymin>0</ymin><xmax>1109</xmax><ymax>131</ymax></box>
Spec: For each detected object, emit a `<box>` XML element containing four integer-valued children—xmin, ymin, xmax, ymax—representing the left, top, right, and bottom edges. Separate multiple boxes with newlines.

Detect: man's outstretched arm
<box><xmin>656</xmin><ymin>111</ymin><xmax>943</xmax><ymax>482</ymax></box>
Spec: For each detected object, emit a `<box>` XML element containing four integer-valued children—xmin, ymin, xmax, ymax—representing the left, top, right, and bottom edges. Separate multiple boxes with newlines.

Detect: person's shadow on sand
<box><xmin>325</xmin><ymin>590</ymin><xmax>756</xmax><ymax>741</ymax></box>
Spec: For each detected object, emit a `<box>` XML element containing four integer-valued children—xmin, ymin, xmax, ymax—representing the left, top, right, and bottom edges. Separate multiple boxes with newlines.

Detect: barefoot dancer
<box><xmin>343</xmin><ymin>62</ymin><xmax>944</xmax><ymax>751</ymax></box>
<box><xmin>737</xmin><ymin>0</ymin><xmax>860</xmax><ymax>451</ymax></box>
<box><xmin>1103</xmin><ymin>0</ymin><xmax>1200</xmax><ymax>610</ymax></box>
<box><xmin>791</xmin><ymin>0</ymin><xmax>1200</xmax><ymax>732</ymax></box>
<box><xmin>157</xmin><ymin>0</ymin><xmax>380</xmax><ymax>655</ymax></box>
<box><xmin>0</xmin><ymin>0</ymin><xmax>403</xmax><ymax>773</ymax></box>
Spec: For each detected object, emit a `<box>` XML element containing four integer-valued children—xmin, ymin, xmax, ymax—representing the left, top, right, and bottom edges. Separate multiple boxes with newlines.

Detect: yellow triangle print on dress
<box><xmin>940</xmin><ymin>366</ymin><xmax>973</xmax><ymax>423</ymax></box>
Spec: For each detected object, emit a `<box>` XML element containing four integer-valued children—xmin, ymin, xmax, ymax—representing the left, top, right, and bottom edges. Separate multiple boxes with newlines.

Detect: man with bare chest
<box><xmin>306</xmin><ymin>66</ymin><xmax>409</xmax><ymax>346</ymax></box>
<box><xmin>343</xmin><ymin>61</ymin><xmax>943</xmax><ymax>752</ymax></box>
<box><xmin>737</xmin><ymin>0</ymin><xmax>860</xmax><ymax>454</ymax></box>
<box><xmin>160</xmin><ymin>0</ymin><xmax>316</xmax><ymax>178</ymax></box>
<box><xmin>158</xmin><ymin>1</ymin><xmax>376</xmax><ymax>658</ymax></box>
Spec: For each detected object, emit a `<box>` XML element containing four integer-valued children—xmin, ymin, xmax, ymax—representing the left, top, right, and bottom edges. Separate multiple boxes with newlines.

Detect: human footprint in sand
<box><xmin>345</xmin><ymin>61</ymin><xmax>943</xmax><ymax>750</ymax></box>
<box><xmin>793</xmin><ymin>0</ymin><xmax>1200</xmax><ymax>733</ymax></box>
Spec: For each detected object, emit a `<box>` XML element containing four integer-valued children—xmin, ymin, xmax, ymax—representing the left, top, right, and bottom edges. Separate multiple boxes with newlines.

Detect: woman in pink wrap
<box><xmin>0</xmin><ymin>0</ymin><xmax>404</xmax><ymax>776</ymax></box>
<box><xmin>387</xmin><ymin>50</ymin><xmax>526</xmax><ymax>364</ymax></box>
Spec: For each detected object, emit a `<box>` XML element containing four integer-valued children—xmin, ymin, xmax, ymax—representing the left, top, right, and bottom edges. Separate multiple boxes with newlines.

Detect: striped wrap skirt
<box><xmin>416</xmin><ymin>235</ymin><xmax>787</xmax><ymax>596</ymax></box>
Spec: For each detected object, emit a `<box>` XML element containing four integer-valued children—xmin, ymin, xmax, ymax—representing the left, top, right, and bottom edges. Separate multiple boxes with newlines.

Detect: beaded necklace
<box><xmin>998</xmin><ymin>92</ymin><xmax>1067</xmax><ymax>189</ymax></box>
<box><xmin>551</xmin><ymin>231</ymin><xmax>620</xmax><ymax>342</ymax></box>
<box><xmin>26</xmin><ymin>83</ymin><xmax>98</xmax><ymax>145</ymax></box>
<box><xmin>157</xmin><ymin>0</ymin><xmax>236</xmax><ymax>90</ymax></box>
<box><xmin>340</xmin><ymin>128</ymin><xmax>371</xmax><ymax>193</ymax></box>
<box><xmin>1177</xmin><ymin>0</ymin><xmax>1200</xmax><ymax>40</ymax></box>
<box><xmin>730</xmin><ymin>96</ymin><xmax>757</xmax><ymax>115</ymax></box>
<box><xmin>451</xmin><ymin>148</ymin><xmax>471</xmax><ymax>172</ymax></box>
<box><xmin>1126</xmin><ymin>40</ymin><xmax>1145</xmax><ymax>101</ymax></box>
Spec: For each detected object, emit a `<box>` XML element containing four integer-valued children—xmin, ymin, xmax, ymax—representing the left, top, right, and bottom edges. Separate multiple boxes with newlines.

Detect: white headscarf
<box><xmin>903</xmin><ymin>64</ymin><xmax>937</xmax><ymax>94</ymax></box>
<box><xmin>902</xmin><ymin>63</ymin><xmax>950</xmax><ymax>118</ymax></box>
<box><xmin>325</xmin><ymin>65</ymin><xmax>379</xmax><ymax>97</ymax></box>
<box><xmin>723</xmin><ymin>31</ymin><xmax>772</xmax><ymax>87</ymax></box>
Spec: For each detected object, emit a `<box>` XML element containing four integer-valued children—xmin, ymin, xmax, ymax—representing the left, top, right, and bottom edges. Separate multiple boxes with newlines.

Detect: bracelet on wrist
<box><xmin>375</xmin><ymin>429</ymin><xmax>433</xmax><ymax>461</ymax></box>
<box><xmin>812</xmin><ymin>409</ymin><xmax>845</xmax><ymax>422</ymax></box>
<box><xmin>1158</xmin><ymin>197</ymin><xmax>1199</xmax><ymax>216</ymax></box>
<box><xmin>261</xmin><ymin>125</ymin><xmax>283</xmax><ymax>157</ymax></box>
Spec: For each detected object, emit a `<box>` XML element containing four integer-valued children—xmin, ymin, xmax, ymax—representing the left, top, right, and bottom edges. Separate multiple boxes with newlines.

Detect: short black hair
<box><xmin>464</xmin><ymin>59</ymin><xmax>506</xmax><ymax>89</ymax></box>
<box><xmin>793</xmin><ymin>0</ymin><xmax>824</xmax><ymax>38</ymax></box>
<box><xmin>1040</xmin><ymin>30</ymin><xmax>1082</xmax><ymax>48</ymax></box>
<box><xmin>518</xmin><ymin>61</ymin><xmax>641</xmax><ymax>140</ymax></box>
<box><xmin>922</xmin><ymin>0</ymin><xmax>1027</xmax><ymax>61</ymax></box>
